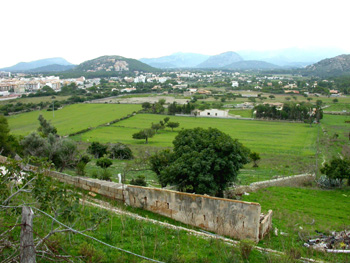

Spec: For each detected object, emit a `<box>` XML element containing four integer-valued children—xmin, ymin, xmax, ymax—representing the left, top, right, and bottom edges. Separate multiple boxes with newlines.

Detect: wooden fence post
<box><xmin>20</xmin><ymin>206</ymin><xmax>36</xmax><ymax>263</ymax></box>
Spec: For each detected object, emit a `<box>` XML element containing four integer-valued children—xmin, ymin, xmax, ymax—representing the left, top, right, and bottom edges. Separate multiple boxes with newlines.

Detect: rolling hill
<box><xmin>73</xmin><ymin>55</ymin><xmax>158</xmax><ymax>73</ymax></box>
<box><xmin>304</xmin><ymin>54</ymin><xmax>350</xmax><ymax>77</ymax></box>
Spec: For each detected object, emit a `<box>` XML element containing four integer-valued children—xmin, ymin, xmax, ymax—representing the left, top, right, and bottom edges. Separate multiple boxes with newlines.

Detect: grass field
<box><xmin>76</xmin><ymin>113</ymin><xmax>317</xmax><ymax>155</ymax></box>
<box><xmin>325</xmin><ymin>103</ymin><xmax>350</xmax><ymax>112</ymax></box>
<box><xmin>242</xmin><ymin>186</ymin><xmax>350</xmax><ymax>262</ymax></box>
<box><xmin>0</xmin><ymin>95</ymin><xmax>71</xmax><ymax>105</ymax></box>
<box><xmin>228</xmin><ymin>109</ymin><xmax>253</xmax><ymax>118</ymax></box>
<box><xmin>6</xmin><ymin>102</ymin><xmax>323</xmax><ymax>183</ymax></box>
<box><xmin>7</xmin><ymin>103</ymin><xmax>141</xmax><ymax>136</ymax></box>
<box><xmin>70</xmin><ymin>113</ymin><xmax>318</xmax><ymax>183</ymax></box>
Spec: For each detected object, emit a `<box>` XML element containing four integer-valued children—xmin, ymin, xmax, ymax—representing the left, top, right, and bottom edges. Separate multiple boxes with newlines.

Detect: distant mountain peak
<box><xmin>196</xmin><ymin>51</ymin><xmax>243</xmax><ymax>68</ymax></box>
<box><xmin>140</xmin><ymin>52</ymin><xmax>210</xmax><ymax>68</ymax></box>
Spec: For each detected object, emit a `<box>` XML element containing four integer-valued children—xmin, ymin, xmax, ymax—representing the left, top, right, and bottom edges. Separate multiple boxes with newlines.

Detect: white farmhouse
<box><xmin>196</xmin><ymin>109</ymin><xmax>229</xmax><ymax>117</ymax></box>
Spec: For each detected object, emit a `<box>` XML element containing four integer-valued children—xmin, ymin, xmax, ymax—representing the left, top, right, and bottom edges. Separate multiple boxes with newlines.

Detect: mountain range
<box><xmin>140</xmin><ymin>47</ymin><xmax>346</xmax><ymax>69</ymax></box>
<box><xmin>0</xmin><ymin>58</ymin><xmax>74</xmax><ymax>72</ymax></box>
<box><xmin>1</xmin><ymin>48</ymin><xmax>350</xmax><ymax>78</ymax></box>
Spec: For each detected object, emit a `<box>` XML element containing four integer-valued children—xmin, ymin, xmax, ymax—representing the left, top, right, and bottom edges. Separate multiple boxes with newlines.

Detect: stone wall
<box><xmin>126</xmin><ymin>185</ymin><xmax>262</xmax><ymax>241</ymax></box>
<box><xmin>0</xmin><ymin>156</ymin><xmax>271</xmax><ymax>242</ymax></box>
<box><xmin>233</xmin><ymin>173</ymin><xmax>315</xmax><ymax>195</ymax></box>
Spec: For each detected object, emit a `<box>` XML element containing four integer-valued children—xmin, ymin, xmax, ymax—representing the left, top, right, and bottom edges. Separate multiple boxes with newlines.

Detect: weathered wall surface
<box><xmin>0</xmin><ymin>156</ymin><xmax>271</xmax><ymax>242</ymax></box>
<box><xmin>47</xmin><ymin>171</ymin><xmax>264</xmax><ymax>241</ymax></box>
<box><xmin>259</xmin><ymin>210</ymin><xmax>273</xmax><ymax>240</ymax></box>
<box><xmin>126</xmin><ymin>185</ymin><xmax>261</xmax><ymax>241</ymax></box>
<box><xmin>233</xmin><ymin>173</ymin><xmax>315</xmax><ymax>195</ymax></box>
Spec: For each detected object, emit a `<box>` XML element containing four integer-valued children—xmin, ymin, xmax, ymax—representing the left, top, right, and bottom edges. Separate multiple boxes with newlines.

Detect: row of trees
<box><xmin>254</xmin><ymin>102</ymin><xmax>323</xmax><ymax>122</ymax></box>
<box><xmin>132</xmin><ymin>117</ymin><xmax>180</xmax><ymax>144</ymax></box>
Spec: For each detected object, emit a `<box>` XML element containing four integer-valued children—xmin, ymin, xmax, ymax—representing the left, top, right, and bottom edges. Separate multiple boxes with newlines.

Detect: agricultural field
<box><xmin>228</xmin><ymin>109</ymin><xmax>253</xmax><ymax>118</ymax></box>
<box><xmin>77</xmin><ymin>113</ymin><xmax>316</xmax><ymax>153</ymax></box>
<box><xmin>6</xmin><ymin>100</ymin><xmax>349</xmax><ymax>185</ymax></box>
<box><xmin>71</xmin><ymin>113</ymin><xmax>318</xmax><ymax>184</ymax></box>
<box><xmin>6</xmin><ymin>103</ymin><xmax>141</xmax><ymax>136</ymax></box>
<box><xmin>0</xmin><ymin>95</ymin><xmax>71</xmax><ymax>105</ymax></box>
<box><xmin>325</xmin><ymin>103</ymin><xmax>350</xmax><ymax>112</ymax></box>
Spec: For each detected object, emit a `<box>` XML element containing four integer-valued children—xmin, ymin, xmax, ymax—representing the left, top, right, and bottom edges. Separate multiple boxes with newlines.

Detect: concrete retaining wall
<box><xmin>0</xmin><ymin>156</ymin><xmax>271</xmax><ymax>242</ymax></box>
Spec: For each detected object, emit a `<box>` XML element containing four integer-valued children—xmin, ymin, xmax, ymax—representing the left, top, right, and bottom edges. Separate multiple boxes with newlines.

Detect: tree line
<box><xmin>254</xmin><ymin>101</ymin><xmax>323</xmax><ymax>122</ymax></box>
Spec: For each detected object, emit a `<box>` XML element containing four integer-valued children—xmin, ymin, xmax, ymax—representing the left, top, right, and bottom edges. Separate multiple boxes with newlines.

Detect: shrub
<box><xmin>88</xmin><ymin>142</ymin><xmax>108</xmax><ymax>158</ymax></box>
<box><xmin>76</xmin><ymin>161</ymin><xmax>87</xmax><ymax>176</ymax></box>
<box><xmin>109</xmin><ymin>143</ymin><xmax>133</xmax><ymax>160</ymax></box>
<box><xmin>76</xmin><ymin>155</ymin><xmax>91</xmax><ymax>176</ymax></box>
<box><xmin>99</xmin><ymin>169</ymin><xmax>112</xmax><ymax>181</ymax></box>
<box><xmin>130</xmin><ymin>175</ymin><xmax>147</xmax><ymax>186</ymax></box>
<box><xmin>317</xmin><ymin>175</ymin><xmax>343</xmax><ymax>189</ymax></box>
<box><xmin>96</xmin><ymin>157</ymin><xmax>112</xmax><ymax>169</ymax></box>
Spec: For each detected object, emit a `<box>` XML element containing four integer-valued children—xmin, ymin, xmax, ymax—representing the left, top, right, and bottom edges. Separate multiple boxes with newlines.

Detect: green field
<box><xmin>229</xmin><ymin>109</ymin><xmax>253</xmax><ymax>118</ymax></box>
<box><xmin>325</xmin><ymin>103</ymin><xmax>350</xmax><ymax>112</ymax></box>
<box><xmin>7</xmin><ymin>104</ymin><xmax>319</xmax><ymax>182</ymax></box>
<box><xmin>70</xmin><ymin>113</ymin><xmax>318</xmax><ymax>183</ymax></box>
<box><xmin>7</xmin><ymin>103</ymin><xmax>141</xmax><ymax>136</ymax></box>
<box><xmin>0</xmin><ymin>95</ymin><xmax>71</xmax><ymax>105</ymax></box>
<box><xmin>77</xmin><ymin>113</ymin><xmax>317</xmax><ymax>155</ymax></box>
<box><xmin>242</xmin><ymin>186</ymin><xmax>350</xmax><ymax>262</ymax></box>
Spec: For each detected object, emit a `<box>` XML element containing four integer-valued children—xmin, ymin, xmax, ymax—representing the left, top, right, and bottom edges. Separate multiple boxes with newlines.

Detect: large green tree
<box><xmin>132</xmin><ymin>128</ymin><xmax>155</xmax><ymax>144</ymax></box>
<box><xmin>150</xmin><ymin>127</ymin><xmax>250</xmax><ymax>197</ymax></box>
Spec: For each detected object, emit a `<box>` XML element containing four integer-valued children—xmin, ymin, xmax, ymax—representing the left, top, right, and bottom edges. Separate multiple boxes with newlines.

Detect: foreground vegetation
<box><xmin>2</xmin><ymin>157</ymin><xmax>349</xmax><ymax>262</ymax></box>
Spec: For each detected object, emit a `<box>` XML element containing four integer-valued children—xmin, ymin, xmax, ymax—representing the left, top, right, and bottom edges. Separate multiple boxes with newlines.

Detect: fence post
<box><xmin>20</xmin><ymin>206</ymin><xmax>36</xmax><ymax>263</ymax></box>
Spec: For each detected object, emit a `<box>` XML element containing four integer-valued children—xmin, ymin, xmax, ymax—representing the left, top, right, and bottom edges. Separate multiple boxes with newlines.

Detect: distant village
<box><xmin>0</xmin><ymin>69</ymin><xmax>341</xmax><ymax>102</ymax></box>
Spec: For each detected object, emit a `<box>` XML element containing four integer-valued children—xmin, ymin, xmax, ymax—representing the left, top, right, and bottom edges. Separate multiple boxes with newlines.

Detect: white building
<box><xmin>134</xmin><ymin>75</ymin><xmax>146</xmax><ymax>83</ymax></box>
<box><xmin>232</xmin><ymin>81</ymin><xmax>239</xmax><ymax>87</ymax></box>
<box><xmin>196</xmin><ymin>109</ymin><xmax>229</xmax><ymax>117</ymax></box>
<box><xmin>120</xmin><ymin>87</ymin><xmax>137</xmax><ymax>93</ymax></box>
<box><xmin>158</xmin><ymin>77</ymin><xmax>168</xmax><ymax>83</ymax></box>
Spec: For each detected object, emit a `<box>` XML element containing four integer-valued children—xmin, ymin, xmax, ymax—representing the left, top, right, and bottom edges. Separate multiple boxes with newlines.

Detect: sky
<box><xmin>1</xmin><ymin>0</ymin><xmax>350</xmax><ymax>68</ymax></box>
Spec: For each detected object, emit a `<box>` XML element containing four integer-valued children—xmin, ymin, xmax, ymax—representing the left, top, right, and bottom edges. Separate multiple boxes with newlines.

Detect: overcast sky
<box><xmin>1</xmin><ymin>0</ymin><xmax>349</xmax><ymax>68</ymax></box>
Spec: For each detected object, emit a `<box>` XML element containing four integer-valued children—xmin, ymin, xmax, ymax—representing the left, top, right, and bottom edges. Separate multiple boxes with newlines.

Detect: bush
<box><xmin>96</xmin><ymin>157</ymin><xmax>112</xmax><ymax>169</ymax></box>
<box><xmin>109</xmin><ymin>143</ymin><xmax>133</xmax><ymax>160</ymax></box>
<box><xmin>91</xmin><ymin>170</ymin><xmax>99</xmax><ymax>179</ymax></box>
<box><xmin>99</xmin><ymin>169</ymin><xmax>112</xmax><ymax>181</ymax></box>
<box><xmin>317</xmin><ymin>175</ymin><xmax>343</xmax><ymax>189</ymax></box>
<box><xmin>76</xmin><ymin>161</ymin><xmax>87</xmax><ymax>176</ymax></box>
<box><xmin>76</xmin><ymin>155</ymin><xmax>91</xmax><ymax>176</ymax></box>
<box><xmin>88</xmin><ymin>142</ymin><xmax>108</xmax><ymax>158</ymax></box>
<box><xmin>130</xmin><ymin>175</ymin><xmax>147</xmax><ymax>186</ymax></box>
